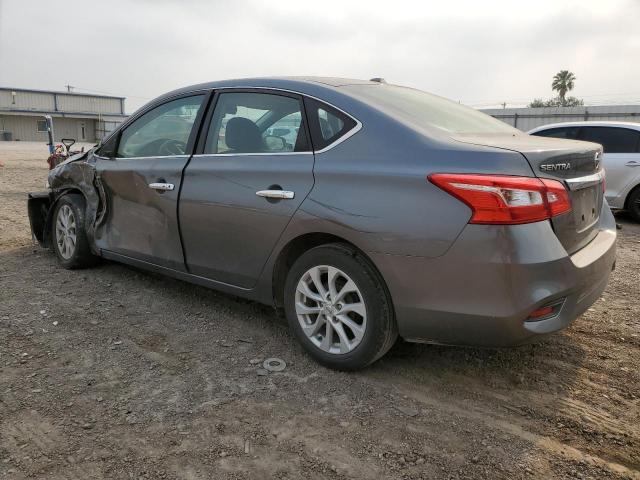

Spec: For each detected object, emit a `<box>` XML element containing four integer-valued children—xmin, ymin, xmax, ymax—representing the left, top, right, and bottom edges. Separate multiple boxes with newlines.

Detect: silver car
<box><xmin>28</xmin><ymin>77</ymin><xmax>616</xmax><ymax>370</ymax></box>
<box><xmin>529</xmin><ymin>121</ymin><xmax>640</xmax><ymax>222</ymax></box>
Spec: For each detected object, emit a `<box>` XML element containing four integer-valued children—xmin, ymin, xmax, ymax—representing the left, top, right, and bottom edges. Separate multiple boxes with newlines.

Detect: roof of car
<box><xmin>147</xmin><ymin>77</ymin><xmax>383</xmax><ymax>110</ymax></box>
<box><xmin>529</xmin><ymin>121</ymin><xmax>640</xmax><ymax>133</ymax></box>
<box><xmin>195</xmin><ymin>76</ymin><xmax>377</xmax><ymax>88</ymax></box>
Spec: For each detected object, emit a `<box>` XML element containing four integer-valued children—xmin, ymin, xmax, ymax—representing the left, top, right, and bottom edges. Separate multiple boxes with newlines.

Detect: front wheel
<box><xmin>627</xmin><ymin>187</ymin><xmax>640</xmax><ymax>223</ymax></box>
<box><xmin>284</xmin><ymin>243</ymin><xmax>397</xmax><ymax>370</ymax></box>
<box><xmin>52</xmin><ymin>194</ymin><xmax>97</xmax><ymax>269</ymax></box>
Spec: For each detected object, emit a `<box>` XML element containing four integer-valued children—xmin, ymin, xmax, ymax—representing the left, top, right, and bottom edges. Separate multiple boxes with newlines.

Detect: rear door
<box><xmin>178</xmin><ymin>90</ymin><xmax>314</xmax><ymax>288</ymax></box>
<box><xmin>577</xmin><ymin>126</ymin><xmax>640</xmax><ymax>207</ymax></box>
<box><xmin>94</xmin><ymin>93</ymin><xmax>207</xmax><ymax>270</ymax></box>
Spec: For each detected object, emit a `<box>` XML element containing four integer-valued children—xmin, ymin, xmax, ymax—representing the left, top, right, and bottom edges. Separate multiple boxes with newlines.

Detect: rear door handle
<box><xmin>625</xmin><ymin>161</ymin><xmax>640</xmax><ymax>167</ymax></box>
<box><xmin>256</xmin><ymin>190</ymin><xmax>295</xmax><ymax>199</ymax></box>
<box><xmin>149</xmin><ymin>182</ymin><xmax>175</xmax><ymax>191</ymax></box>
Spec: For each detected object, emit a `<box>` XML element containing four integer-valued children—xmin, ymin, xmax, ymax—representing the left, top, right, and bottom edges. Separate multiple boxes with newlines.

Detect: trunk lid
<box><xmin>452</xmin><ymin>134</ymin><xmax>604</xmax><ymax>254</ymax></box>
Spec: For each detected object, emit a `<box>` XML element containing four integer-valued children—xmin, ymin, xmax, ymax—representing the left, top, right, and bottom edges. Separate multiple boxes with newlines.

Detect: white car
<box><xmin>529</xmin><ymin>121</ymin><xmax>640</xmax><ymax>222</ymax></box>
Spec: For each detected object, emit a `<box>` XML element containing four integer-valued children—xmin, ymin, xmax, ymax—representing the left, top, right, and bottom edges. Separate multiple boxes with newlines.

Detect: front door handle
<box><xmin>149</xmin><ymin>182</ymin><xmax>175</xmax><ymax>191</ymax></box>
<box><xmin>625</xmin><ymin>161</ymin><xmax>640</xmax><ymax>167</ymax></box>
<box><xmin>256</xmin><ymin>189</ymin><xmax>295</xmax><ymax>199</ymax></box>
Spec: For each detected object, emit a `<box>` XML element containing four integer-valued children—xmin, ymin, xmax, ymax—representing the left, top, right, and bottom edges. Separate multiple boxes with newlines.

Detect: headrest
<box><xmin>225</xmin><ymin>117</ymin><xmax>262</xmax><ymax>153</ymax></box>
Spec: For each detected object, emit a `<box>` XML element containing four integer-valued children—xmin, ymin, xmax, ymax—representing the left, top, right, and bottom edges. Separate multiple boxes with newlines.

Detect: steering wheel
<box><xmin>158</xmin><ymin>139</ymin><xmax>186</xmax><ymax>156</ymax></box>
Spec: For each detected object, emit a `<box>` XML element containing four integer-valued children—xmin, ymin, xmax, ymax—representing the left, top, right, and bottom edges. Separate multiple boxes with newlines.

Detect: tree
<box><xmin>529</xmin><ymin>98</ymin><xmax>546</xmax><ymax>108</ymax></box>
<box><xmin>529</xmin><ymin>71</ymin><xmax>583</xmax><ymax>108</ymax></box>
<box><xmin>529</xmin><ymin>96</ymin><xmax>584</xmax><ymax>108</ymax></box>
<box><xmin>562</xmin><ymin>96</ymin><xmax>584</xmax><ymax>107</ymax></box>
<box><xmin>551</xmin><ymin>70</ymin><xmax>576</xmax><ymax>106</ymax></box>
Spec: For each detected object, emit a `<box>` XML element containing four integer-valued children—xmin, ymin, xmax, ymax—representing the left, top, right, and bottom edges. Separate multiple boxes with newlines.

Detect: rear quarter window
<box><xmin>532</xmin><ymin>127</ymin><xmax>580</xmax><ymax>139</ymax></box>
<box><xmin>304</xmin><ymin>98</ymin><xmax>357</xmax><ymax>151</ymax></box>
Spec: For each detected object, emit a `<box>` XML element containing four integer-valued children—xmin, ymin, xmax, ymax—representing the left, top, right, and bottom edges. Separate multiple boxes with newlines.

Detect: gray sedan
<box><xmin>28</xmin><ymin>77</ymin><xmax>616</xmax><ymax>370</ymax></box>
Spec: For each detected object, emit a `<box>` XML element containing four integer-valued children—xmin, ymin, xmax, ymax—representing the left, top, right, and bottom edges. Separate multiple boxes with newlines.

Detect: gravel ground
<box><xmin>1</xmin><ymin>143</ymin><xmax>639</xmax><ymax>479</ymax></box>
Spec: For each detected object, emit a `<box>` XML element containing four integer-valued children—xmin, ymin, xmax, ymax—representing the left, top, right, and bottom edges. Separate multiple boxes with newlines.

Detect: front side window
<box><xmin>205</xmin><ymin>92</ymin><xmax>308</xmax><ymax>154</ymax></box>
<box><xmin>579</xmin><ymin>127</ymin><xmax>640</xmax><ymax>153</ymax></box>
<box><xmin>532</xmin><ymin>127</ymin><xmax>580</xmax><ymax>140</ymax></box>
<box><xmin>304</xmin><ymin>98</ymin><xmax>357</xmax><ymax>150</ymax></box>
<box><xmin>117</xmin><ymin>95</ymin><xmax>204</xmax><ymax>158</ymax></box>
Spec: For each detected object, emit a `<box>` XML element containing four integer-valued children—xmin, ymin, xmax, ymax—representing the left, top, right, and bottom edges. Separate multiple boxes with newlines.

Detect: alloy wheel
<box><xmin>295</xmin><ymin>265</ymin><xmax>367</xmax><ymax>354</ymax></box>
<box><xmin>55</xmin><ymin>204</ymin><xmax>77</xmax><ymax>260</ymax></box>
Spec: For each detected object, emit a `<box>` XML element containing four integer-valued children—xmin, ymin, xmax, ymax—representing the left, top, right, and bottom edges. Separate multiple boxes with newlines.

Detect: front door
<box><xmin>179</xmin><ymin>90</ymin><xmax>314</xmax><ymax>288</ymax></box>
<box><xmin>94</xmin><ymin>94</ymin><xmax>207</xmax><ymax>270</ymax></box>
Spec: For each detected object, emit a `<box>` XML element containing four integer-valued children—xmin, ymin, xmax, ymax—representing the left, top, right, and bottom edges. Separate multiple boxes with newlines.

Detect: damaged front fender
<box><xmin>28</xmin><ymin>150</ymin><xmax>107</xmax><ymax>255</ymax></box>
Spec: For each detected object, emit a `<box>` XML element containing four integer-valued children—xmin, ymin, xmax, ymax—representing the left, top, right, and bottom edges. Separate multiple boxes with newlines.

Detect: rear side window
<box><xmin>204</xmin><ymin>92</ymin><xmax>309</xmax><ymax>154</ymax></box>
<box><xmin>579</xmin><ymin>127</ymin><xmax>640</xmax><ymax>153</ymax></box>
<box><xmin>532</xmin><ymin>127</ymin><xmax>580</xmax><ymax>140</ymax></box>
<box><xmin>304</xmin><ymin>98</ymin><xmax>357</xmax><ymax>151</ymax></box>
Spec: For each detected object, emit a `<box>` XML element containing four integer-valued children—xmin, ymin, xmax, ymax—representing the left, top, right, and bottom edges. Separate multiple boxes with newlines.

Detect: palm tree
<box><xmin>552</xmin><ymin>70</ymin><xmax>576</xmax><ymax>106</ymax></box>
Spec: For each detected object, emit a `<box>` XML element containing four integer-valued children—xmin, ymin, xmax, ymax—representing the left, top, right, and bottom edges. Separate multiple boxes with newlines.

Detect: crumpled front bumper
<box><xmin>27</xmin><ymin>191</ymin><xmax>53</xmax><ymax>247</ymax></box>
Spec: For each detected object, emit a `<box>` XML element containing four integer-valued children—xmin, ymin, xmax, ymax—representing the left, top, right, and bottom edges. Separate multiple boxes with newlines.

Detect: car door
<box><xmin>578</xmin><ymin>126</ymin><xmax>640</xmax><ymax>207</ymax></box>
<box><xmin>178</xmin><ymin>90</ymin><xmax>314</xmax><ymax>288</ymax></box>
<box><xmin>94</xmin><ymin>93</ymin><xmax>208</xmax><ymax>270</ymax></box>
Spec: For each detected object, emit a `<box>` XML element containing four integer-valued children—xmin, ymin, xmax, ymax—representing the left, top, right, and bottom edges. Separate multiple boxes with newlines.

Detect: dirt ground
<box><xmin>1</xmin><ymin>142</ymin><xmax>639</xmax><ymax>480</ymax></box>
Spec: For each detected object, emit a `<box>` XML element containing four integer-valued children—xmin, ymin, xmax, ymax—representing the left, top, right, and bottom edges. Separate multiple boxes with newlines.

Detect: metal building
<box><xmin>0</xmin><ymin>87</ymin><xmax>128</xmax><ymax>142</ymax></box>
<box><xmin>480</xmin><ymin>104</ymin><xmax>640</xmax><ymax>131</ymax></box>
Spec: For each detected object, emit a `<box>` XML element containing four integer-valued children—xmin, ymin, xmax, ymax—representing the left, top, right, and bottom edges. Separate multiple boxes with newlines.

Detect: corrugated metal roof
<box><xmin>0</xmin><ymin>86</ymin><xmax>125</xmax><ymax>100</ymax></box>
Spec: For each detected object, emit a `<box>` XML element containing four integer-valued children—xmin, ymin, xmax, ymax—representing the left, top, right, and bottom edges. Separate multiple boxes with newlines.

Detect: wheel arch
<box><xmin>43</xmin><ymin>189</ymin><xmax>87</xmax><ymax>247</ymax></box>
<box><xmin>271</xmin><ymin>232</ymin><xmax>392</xmax><ymax>312</ymax></box>
<box><xmin>624</xmin><ymin>182</ymin><xmax>640</xmax><ymax>209</ymax></box>
<box><xmin>624</xmin><ymin>182</ymin><xmax>640</xmax><ymax>221</ymax></box>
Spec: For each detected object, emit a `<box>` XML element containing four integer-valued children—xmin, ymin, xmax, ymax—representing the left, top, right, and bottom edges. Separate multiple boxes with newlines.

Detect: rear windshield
<box><xmin>344</xmin><ymin>84</ymin><xmax>519</xmax><ymax>135</ymax></box>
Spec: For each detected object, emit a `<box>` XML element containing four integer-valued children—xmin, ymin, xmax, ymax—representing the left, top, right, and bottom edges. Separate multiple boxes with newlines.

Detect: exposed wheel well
<box><xmin>272</xmin><ymin>233</ymin><xmax>384</xmax><ymax>309</ymax></box>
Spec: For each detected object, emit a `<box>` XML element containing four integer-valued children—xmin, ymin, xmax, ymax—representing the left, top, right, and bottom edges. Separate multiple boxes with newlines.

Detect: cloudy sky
<box><xmin>1</xmin><ymin>0</ymin><xmax>639</xmax><ymax>113</ymax></box>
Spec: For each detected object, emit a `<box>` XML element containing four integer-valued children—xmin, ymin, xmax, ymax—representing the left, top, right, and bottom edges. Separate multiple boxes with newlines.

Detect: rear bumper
<box><xmin>371</xmin><ymin>201</ymin><xmax>617</xmax><ymax>346</ymax></box>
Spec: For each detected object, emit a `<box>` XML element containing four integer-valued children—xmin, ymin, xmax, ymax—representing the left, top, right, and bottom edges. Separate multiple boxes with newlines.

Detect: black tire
<box><xmin>51</xmin><ymin>194</ymin><xmax>97</xmax><ymax>269</ymax></box>
<box><xmin>284</xmin><ymin>243</ymin><xmax>398</xmax><ymax>370</ymax></box>
<box><xmin>626</xmin><ymin>186</ymin><xmax>640</xmax><ymax>223</ymax></box>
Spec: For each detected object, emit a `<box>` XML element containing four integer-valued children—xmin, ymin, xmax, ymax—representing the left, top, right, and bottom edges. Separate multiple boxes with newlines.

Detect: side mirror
<box><xmin>263</xmin><ymin>135</ymin><xmax>286</xmax><ymax>152</ymax></box>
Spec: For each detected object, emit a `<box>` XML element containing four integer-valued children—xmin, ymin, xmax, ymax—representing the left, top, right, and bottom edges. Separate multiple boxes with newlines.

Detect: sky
<box><xmin>0</xmin><ymin>0</ymin><xmax>639</xmax><ymax>114</ymax></box>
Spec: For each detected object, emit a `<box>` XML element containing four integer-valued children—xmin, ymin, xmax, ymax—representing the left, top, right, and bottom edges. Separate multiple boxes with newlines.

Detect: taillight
<box><xmin>428</xmin><ymin>173</ymin><xmax>571</xmax><ymax>225</ymax></box>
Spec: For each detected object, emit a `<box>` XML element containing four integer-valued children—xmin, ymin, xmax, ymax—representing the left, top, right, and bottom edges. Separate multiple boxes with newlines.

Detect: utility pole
<box><xmin>502</xmin><ymin>102</ymin><xmax>507</xmax><ymax>109</ymax></box>
<box><xmin>65</xmin><ymin>84</ymin><xmax>74</xmax><ymax>93</ymax></box>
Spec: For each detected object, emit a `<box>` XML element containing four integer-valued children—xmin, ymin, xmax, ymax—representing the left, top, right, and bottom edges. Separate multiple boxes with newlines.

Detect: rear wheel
<box><xmin>627</xmin><ymin>187</ymin><xmax>640</xmax><ymax>223</ymax></box>
<box><xmin>52</xmin><ymin>194</ymin><xmax>97</xmax><ymax>269</ymax></box>
<box><xmin>284</xmin><ymin>243</ymin><xmax>397</xmax><ymax>370</ymax></box>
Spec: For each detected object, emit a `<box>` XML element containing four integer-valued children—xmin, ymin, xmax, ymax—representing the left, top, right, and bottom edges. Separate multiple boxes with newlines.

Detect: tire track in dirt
<box><xmin>371</xmin><ymin>373</ymin><xmax>640</xmax><ymax>479</ymax></box>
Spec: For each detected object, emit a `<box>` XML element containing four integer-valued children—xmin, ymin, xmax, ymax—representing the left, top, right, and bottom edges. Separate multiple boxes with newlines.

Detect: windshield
<box><xmin>344</xmin><ymin>84</ymin><xmax>519</xmax><ymax>135</ymax></box>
